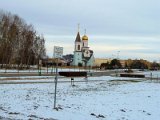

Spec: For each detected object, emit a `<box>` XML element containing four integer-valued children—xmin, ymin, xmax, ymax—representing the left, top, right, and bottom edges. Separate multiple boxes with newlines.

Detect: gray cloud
<box><xmin>0</xmin><ymin>0</ymin><xmax>159</xmax><ymax>61</ymax></box>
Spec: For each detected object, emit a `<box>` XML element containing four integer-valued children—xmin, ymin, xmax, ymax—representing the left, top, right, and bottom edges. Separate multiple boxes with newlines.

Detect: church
<box><xmin>72</xmin><ymin>30</ymin><xmax>94</xmax><ymax>67</ymax></box>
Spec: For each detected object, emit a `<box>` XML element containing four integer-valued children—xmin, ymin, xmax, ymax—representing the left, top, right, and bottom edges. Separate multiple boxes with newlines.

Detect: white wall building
<box><xmin>72</xmin><ymin>31</ymin><xmax>94</xmax><ymax>67</ymax></box>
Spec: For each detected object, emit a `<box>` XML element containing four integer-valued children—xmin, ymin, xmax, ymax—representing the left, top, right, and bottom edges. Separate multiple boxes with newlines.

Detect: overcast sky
<box><xmin>0</xmin><ymin>0</ymin><xmax>160</xmax><ymax>61</ymax></box>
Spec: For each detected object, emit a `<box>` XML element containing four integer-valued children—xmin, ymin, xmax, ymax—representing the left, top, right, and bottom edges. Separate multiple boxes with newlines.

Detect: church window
<box><xmin>78</xmin><ymin>45</ymin><xmax>80</xmax><ymax>50</ymax></box>
<box><xmin>86</xmin><ymin>51</ymin><xmax>88</xmax><ymax>54</ymax></box>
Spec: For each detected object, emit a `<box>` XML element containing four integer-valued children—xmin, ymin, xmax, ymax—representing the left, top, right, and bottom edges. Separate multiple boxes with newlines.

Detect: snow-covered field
<box><xmin>0</xmin><ymin>76</ymin><xmax>160</xmax><ymax>120</ymax></box>
<box><xmin>0</xmin><ymin>68</ymin><xmax>95</xmax><ymax>73</ymax></box>
<box><xmin>143</xmin><ymin>71</ymin><xmax>160</xmax><ymax>78</ymax></box>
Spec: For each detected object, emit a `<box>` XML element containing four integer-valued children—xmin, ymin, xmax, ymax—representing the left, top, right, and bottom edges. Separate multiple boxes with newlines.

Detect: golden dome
<box><xmin>82</xmin><ymin>35</ymin><xmax>88</xmax><ymax>41</ymax></box>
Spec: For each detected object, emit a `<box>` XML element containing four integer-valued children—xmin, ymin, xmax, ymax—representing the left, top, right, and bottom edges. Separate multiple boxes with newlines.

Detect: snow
<box><xmin>0</xmin><ymin>76</ymin><xmax>141</xmax><ymax>84</ymax></box>
<box><xmin>0</xmin><ymin>76</ymin><xmax>160</xmax><ymax>120</ymax></box>
<box><xmin>0</xmin><ymin>76</ymin><xmax>54</xmax><ymax>79</ymax></box>
<box><xmin>0</xmin><ymin>68</ymin><xmax>94</xmax><ymax>73</ymax></box>
<box><xmin>143</xmin><ymin>71</ymin><xmax>160</xmax><ymax>78</ymax></box>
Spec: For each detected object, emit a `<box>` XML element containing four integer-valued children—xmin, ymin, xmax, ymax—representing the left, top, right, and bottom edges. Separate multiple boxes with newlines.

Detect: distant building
<box><xmin>63</xmin><ymin>54</ymin><xmax>73</xmax><ymax>65</ymax></box>
<box><xmin>94</xmin><ymin>58</ymin><xmax>112</xmax><ymax>67</ymax></box>
<box><xmin>72</xmin><ymin>30</ymin><xmax>94</xmax><ymax>66</ymax></box>
<box><xmin>42</xmin><ymin>58</ymin><xmax>67</xmax><ymax>66</ymax></box>
<box><xmin>119</xmin><ymin>60</ymin><xmax>126</xmax><ymax>68</ymax></box>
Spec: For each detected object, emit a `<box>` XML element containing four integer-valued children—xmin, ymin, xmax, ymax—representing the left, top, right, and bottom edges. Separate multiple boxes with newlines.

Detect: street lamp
<box><xmin>117</xmin><ymin>51</ymin><xmax>120</xmax><ymax>60</ymax></box>
<box><xmin>116</xmin><ymin>51</ymin><xmax>120</xmax><ymax>77</ymax></box>
<box><xmin>112</xmin><ymin>54</ymin><xmax>116</xmax><ymax>59</ymax></box>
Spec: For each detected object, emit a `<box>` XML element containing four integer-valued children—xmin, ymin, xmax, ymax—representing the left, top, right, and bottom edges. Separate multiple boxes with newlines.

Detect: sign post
<box><xmin>53</xmin><ymin>46</ymin><xmax>63</xmax><ymax>109</ymax></box>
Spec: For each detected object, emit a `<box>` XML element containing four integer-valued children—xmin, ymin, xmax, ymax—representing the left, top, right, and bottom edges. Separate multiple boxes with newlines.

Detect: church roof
<box><xmin>82</xmin><ymin>35</ymin><xmax>88</xmax><ymax>41</ymax></box>
<box><xmin>75</xmin><ymin>32</ymin><xmax>81</xmax><ymax>42</ymax></box>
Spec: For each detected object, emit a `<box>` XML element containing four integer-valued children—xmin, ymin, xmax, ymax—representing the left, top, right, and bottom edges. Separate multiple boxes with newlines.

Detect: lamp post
<box><xmin>112</xmin><ymin>54</ymin><xmax>115</xmax><ymax>59</ymax></box>
<box><xmin>116</xmin><ymin>51</ymin><xmax>120</xmax><ymax>76</ymax></box>
<box><xmin>117</xmin><ymin>51</ymin><xmax>120</xmax><ymax>60</ymax></box>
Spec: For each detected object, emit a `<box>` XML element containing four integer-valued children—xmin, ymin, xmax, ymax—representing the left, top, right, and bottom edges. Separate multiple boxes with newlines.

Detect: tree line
<box><xmin>101</xmin><ymin>59</ymin><xmax>160</xmax><ymax>70</ymax></box>
<box><xmin>100</xmin><ymin>59</ymin><xmax>122</xmax><ymax>69</ymax></box>
<box><xmin>0</xmin><ymin>10</ymin><xmax>46</xmax><ymax>69</ymax></box>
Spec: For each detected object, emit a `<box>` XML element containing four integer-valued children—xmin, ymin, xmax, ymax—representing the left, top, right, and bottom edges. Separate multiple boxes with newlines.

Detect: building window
<box><xmin>78</xmin><ymin>45</ymin><xmax>80</xmax><ymax>50</ymax></box>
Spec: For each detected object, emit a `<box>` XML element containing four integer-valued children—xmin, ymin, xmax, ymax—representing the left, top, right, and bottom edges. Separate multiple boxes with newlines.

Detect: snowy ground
<box><xmin>0</xmin><ymin>68</ymin><xmax>95</xmax><ymax>73</ymax></box>
<box><xmin>143</xmin><ymin>71</ymin><xmax>160</xmax><ymax>78</ymax></box>
<box><xmin>0</xmin><ymin>76</ymin><xmax>160</xmax><ymax>120</ymax></box>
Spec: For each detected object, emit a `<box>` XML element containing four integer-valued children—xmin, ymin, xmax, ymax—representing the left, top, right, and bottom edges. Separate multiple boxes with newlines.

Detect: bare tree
<box><xmin>0</xmin><ymin>10</ymin><xmax>46</xmax><ymax>70</ymax></box>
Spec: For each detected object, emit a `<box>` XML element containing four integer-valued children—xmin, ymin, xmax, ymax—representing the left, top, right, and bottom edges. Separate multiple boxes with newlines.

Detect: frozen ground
<box><xmin>0</xmin><ymin>76</ymin><xmax>160</xmax><ymax>120</ymax></box>
<box><xmin>143</xmin><ymin>71</ymin><xmax>160</xmax><ymax>78</ymax></box>
<box><xmin>0</xmin><ymin>68</ymin><xmax>95</xmax><ymax>73</ymax></box>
